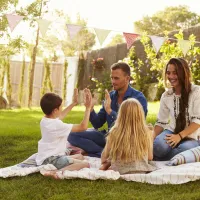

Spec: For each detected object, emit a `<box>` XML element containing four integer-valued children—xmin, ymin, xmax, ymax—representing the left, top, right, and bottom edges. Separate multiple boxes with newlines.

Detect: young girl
<box><xmin>100</xmin><ymin>98</ymin><xmax>157</xmax><ymax>174</ymax></box>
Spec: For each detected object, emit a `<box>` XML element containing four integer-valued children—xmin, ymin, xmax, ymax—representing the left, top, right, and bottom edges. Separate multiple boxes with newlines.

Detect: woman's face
<box><xmin>166</xmin><ymin>64</ymin><xmax>180</xmax><ymax>89</ymax></box>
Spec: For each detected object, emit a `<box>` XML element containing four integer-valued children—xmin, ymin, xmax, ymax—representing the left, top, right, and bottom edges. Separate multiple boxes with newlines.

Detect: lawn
<box><xmin>0</xmin><ymin>102</ymin><xmax>200</xmax><ymax>200</ymax></box>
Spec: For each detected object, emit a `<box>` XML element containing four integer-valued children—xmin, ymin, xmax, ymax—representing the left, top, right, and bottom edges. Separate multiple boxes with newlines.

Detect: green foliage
<box><xmin>125</xmin><ymin>43</ymin><xmax>159</xmax><ymax>98</ymax></box>
<box><xmin>134</xmin><ymin>5</ymin><xmax>200</xmax><ymax>34</ymax></box>
<box><xmin>91</xmin><ymin>71</ymin><xmax>112</xmax><ymax>101</ymax></box>
<box><xmin>0</xmin><ymin>0</ymin><xmax>18</xmax><ymax>11</ymax></box>
<box><xmin>41</xmin><ymin>58</ymin><xmax>53</xmax><ymax>96</ymax></box>
<box><xmin>107</xmin><ymin>34</ymin><xmax>125</xmax><ymax>47</ymax></box>
<box><xmin>125</xmin><ymin>31</ymin><xmax>200</xmax><ymax>100</ymax></box>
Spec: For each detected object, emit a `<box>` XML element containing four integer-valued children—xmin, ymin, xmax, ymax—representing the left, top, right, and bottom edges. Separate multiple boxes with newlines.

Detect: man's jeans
<box><xmin>153</xmin><ymin>129</ymin><xmax>200</xmax><ymax>161</ymax></box>
<box><xmin>68</xmin><ymin>128</ymin><xmax>106</xmax><ymax>158</ymax></box>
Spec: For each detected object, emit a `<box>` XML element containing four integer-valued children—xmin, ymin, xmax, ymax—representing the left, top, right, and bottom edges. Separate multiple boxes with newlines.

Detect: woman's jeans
<box><xmin>153</xmin><ymin>129</ymin><xmax>200</xmax><ymax>161</ymax></box>
<box><xmin>68</xmin><ymin>128</ymin><xmax>106</xmax><ymax>158</ymax></box>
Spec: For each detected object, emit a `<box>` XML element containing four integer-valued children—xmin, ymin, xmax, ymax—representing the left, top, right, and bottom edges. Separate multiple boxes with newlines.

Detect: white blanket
<box><xmin>1</xmin><ymin>156</ymin><xmax>200</xmax><ymax>184</ymax></box>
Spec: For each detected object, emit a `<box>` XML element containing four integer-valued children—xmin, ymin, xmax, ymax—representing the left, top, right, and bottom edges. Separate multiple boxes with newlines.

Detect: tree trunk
<box><xmin>28</xmin><ymin>27</ymin><xmax>40</xmax><ymax>108</ymax></box>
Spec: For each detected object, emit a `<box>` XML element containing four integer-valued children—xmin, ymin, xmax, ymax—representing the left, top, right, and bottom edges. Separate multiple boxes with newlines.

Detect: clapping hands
<box><xmin>72</xmin><ymin>88</ymin><xmax>79</xmax><ymax>105</ymax></box>
<box><xmin>104</xmin><ymin>89</ymin><xmax>112</xmax><ymax>115</ymax></box>
<box><xmin>83</xmin><ymin>88</ymin><xmax>92</xmax><ymax>109</ymax></box>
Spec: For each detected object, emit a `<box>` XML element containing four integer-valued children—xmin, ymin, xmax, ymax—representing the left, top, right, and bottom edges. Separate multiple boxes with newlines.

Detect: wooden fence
<box><xmin>8</xmin><ymin>60</ymin><xmax>64</xmax><ymax>107</ymax></box>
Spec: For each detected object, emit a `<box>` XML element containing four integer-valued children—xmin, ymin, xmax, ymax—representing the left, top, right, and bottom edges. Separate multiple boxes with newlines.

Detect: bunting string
<box><xmin>4</xmin><ymin>13</ymin><xmax>200</xmax><ymax>54</ymax></box>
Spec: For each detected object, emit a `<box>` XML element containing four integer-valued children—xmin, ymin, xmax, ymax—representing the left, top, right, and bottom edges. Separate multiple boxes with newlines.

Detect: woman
<box><xmin>153</xmin><ymin>58</ymin><xmax>200</xmax><ymax>161</ymax></box>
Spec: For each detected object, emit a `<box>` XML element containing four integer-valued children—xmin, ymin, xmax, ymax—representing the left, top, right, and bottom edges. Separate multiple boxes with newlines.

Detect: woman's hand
<box><xmin>165</xmin><ymin>134</ymin><xmax>181</xmax><ymax>148</ymax></box>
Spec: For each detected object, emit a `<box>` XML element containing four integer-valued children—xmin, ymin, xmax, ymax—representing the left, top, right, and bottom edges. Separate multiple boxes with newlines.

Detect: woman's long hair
<box><xmin>164</xmin><ymin>58</ymin><xmax>191</xmax><ymax>133</ymax></box>
<box><xmin>105</xmin><ymin>98</ymin><xmax>151</xmax><ymax>163</ymax></box>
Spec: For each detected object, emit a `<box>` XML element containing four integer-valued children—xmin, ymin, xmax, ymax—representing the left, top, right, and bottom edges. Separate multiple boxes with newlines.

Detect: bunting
<box><xmin>37</xmin><ymin>19</ymin><xmax>51</xmax><ymax>37</ymax></box>
<box><xmin>123</xmin><ymin>33</ymin><xmax>139</xmax><ymax>49</ymax></box>
<box><xmin>6</xmin><ymin>14</ymin><xmax>24</xmax><ymax>32</ymax></box>
<box><xmin>94</xmin><ymin>28</ymin><xmax>111</xmax><ymax>45</ymax></box>
<box><xmin>150</xmin><ymin>36</ymin><xmax>165</xmax><ymax>54</ymax></box>
<box><xmin>66</xmin><ymin>24</ymin><xmax>83</xmax><ymax>40</ymax></box>
<box><xmin>178</xmin><ymin>40</ymin><xmax>191</xmax><ymax>56</ymax></box>
<box><xmin>4</xmin><ymin>11</ymin><xmax>198</xmax><ymax>56</ymax></box>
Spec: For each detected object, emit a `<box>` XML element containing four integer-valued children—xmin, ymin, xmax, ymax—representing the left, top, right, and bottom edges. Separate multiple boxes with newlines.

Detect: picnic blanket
<box><xmin>1</xmin><ymin>153</ymin><xmax>200</xmax><ymax>184</ymax></box>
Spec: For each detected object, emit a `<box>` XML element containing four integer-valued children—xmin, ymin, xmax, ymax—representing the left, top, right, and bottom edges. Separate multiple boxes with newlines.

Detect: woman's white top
<box><xmin>155</xmin><ymin>84</ymin><xmax>200</xmax><ymax>140</ymax></box>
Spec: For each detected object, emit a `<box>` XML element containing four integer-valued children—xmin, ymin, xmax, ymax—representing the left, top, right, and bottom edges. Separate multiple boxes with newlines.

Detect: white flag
<box><xmin>178</xmin><ymin>40</ymin><xmax>191</xmax><ymax>56</ymax></box>
<box><xmin>150</xmin><ymin>36</ymin><xmax>165</xmax><ymax>54</ymax></box>
<box><xmin>37</xmin><ymin>19</ymin><xmax>51</xmax><ymax>37</ymax></box>
<box><xmin>94</xmin><ymin>28</ymin><xmax>110</xmax><ymax>45</ymax></box>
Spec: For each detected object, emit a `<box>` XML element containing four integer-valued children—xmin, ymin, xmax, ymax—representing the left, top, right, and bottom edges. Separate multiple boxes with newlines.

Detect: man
<box><xmin>68</xmin><ymin>62</ymin><xmax>147</xmax><ymax>157</ymax></box>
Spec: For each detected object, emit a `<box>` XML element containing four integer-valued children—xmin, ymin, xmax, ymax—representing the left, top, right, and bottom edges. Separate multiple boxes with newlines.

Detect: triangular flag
<box><xmin>150</xmin><ymin>36</ymin><xmax>165</xmax><ymax>54</ymax></box>
<box><xmin>37</xmin><ymin>19</ymin><xmax>51</xmax><ymax>37</ymax></box>
<box><xmin>178</xmin><ymin>40</ymin><xmax>191</xmax><ymax>56</ymax></box>
<box><xmin>6</xmin><ymin>14</ymin><xmax>24</xmax><ymax>32</ymax></box>
<box><xmin>66</xmin><ymin>24</ymin><xmax>83</xmax><ymax>40</ymax></box>
<box><xmin>123</xmin><ymin>33</ymin><xmax>139</xmax><ymax>49</ymax></box>
<box><xmin>94</xmin><ymin>28</ymin><xmax>110</xmax><ymax>45</ymax></box>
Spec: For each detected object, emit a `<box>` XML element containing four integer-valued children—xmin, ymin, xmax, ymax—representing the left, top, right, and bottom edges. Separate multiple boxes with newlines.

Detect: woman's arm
<box><xmin>179</xmin><ymin>122</ymin><xmax>200</xmax><ymax>139</ymax></box>
<box><xmin>153</xmin><ymin>125</ymin><xmax>164</xmax><ymax>140</ymax></box>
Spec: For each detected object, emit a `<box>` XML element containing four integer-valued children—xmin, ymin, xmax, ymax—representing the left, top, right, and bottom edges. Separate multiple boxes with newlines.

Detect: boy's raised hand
<box><xmin>72</xmin><ymin>88</ymin><xmax>79</xmax><ymax>105</ymax></box>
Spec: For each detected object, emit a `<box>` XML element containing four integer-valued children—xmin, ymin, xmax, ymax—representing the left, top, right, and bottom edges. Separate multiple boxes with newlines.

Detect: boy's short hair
<box><xmin>40</xmin><ymin>93</ymin><xmax>62</xmax><ymax>115</ymax></box>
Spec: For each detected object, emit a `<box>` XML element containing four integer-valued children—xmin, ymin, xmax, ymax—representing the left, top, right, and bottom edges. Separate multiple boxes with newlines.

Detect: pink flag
<box><xmin>66</xmin><ymin>24</ymin><xmax>83</xmax><ymax>40</ymax></box>
<box><xmin>6</xmin><ymin>14</ymin><xmax>24</xmax><ymax>32</ymax></box>
<box><xmin>123</xmin><ymin>33</ymin><xmax>139</xmax><ymax>49</ymax></box>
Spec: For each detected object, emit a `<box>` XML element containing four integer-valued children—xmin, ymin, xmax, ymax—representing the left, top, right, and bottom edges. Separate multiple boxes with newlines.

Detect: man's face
<box><xmin>110</xmin><ymin>69</ymin><xmax>130</xmax><ymax>91</ymax></box>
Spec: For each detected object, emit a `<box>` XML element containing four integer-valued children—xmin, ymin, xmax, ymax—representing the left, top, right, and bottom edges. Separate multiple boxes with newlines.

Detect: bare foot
<box><xmin>43</xmin><ymin>171</ymin><xmax>60</xmax><ymax>179</ymax></box>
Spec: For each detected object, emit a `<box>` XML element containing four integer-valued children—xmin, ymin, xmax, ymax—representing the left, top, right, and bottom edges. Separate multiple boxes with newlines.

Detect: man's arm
<box><xmin>90</xmin><ymin>106</ymin><xmax>107</xmax><ymax>129</ymax></box>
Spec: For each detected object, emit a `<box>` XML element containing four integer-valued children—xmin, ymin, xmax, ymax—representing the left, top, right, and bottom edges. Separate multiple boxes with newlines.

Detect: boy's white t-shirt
<box><xmin>36</xmin><ymin>117</ymin><xmax>73</xmax><ymax>165</ymax></box>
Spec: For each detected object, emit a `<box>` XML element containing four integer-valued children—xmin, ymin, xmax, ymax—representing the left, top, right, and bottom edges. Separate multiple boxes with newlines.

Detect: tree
<box><xmin>134</xmin><ymin>5</ymin><xmax>200</xmax><ymax>35</ymax></box>
<box><xmin>0</xmin><ymin>0</ymin><xmax>18</xmax><ymax>11</ymax></box>
<box><xmin>106</xmin><ymin>34</ymin><xmax>125</xmax><ymax>47</ymax></box>
<box><xmin>18</xmin><ymin>0</ymin><xmax>49</xmax><ymax>107</ymax></box>
<box><xmin>0</xmin><ymin>0</ymin><xmax>18</xmax><ymax>36</ymax></box>
<box><xmin>59</xmin><ymin>13</ymin><xmax>96</xmax><ymax>56</ymax></box>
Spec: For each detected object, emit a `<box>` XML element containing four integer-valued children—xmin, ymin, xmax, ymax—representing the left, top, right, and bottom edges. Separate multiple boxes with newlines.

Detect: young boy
<box><xmin>36</xmin><ymin>88</ymin><xmax>92</xmax><ymax>179</ymax></box>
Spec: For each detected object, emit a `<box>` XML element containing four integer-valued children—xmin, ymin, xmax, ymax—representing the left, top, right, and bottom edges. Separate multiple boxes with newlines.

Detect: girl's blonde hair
<box><xmin>105</xmin><ymin>98</ymin><xmax>151</xmax><ymax>163</ymax></box>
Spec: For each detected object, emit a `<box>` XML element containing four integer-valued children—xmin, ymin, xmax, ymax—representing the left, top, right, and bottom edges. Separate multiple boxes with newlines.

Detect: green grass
<box><xmin>0</xmin><ymin>102</ymin><xmax>200</xmax><ymax>200</ymax></box>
